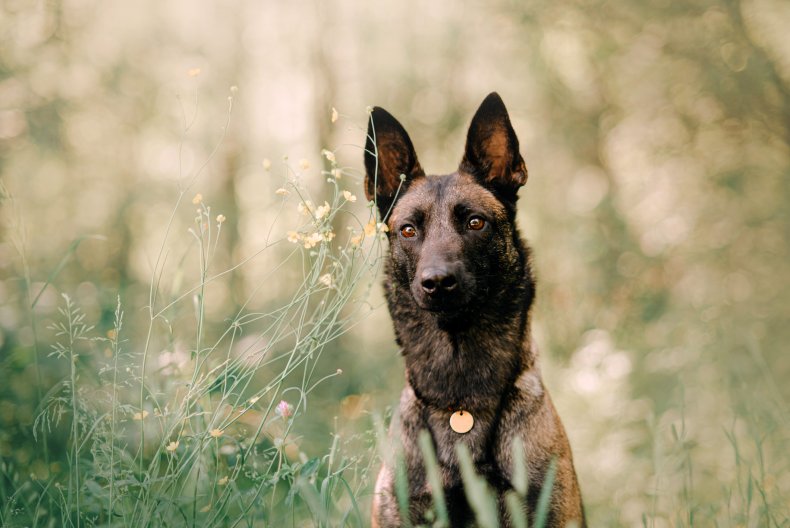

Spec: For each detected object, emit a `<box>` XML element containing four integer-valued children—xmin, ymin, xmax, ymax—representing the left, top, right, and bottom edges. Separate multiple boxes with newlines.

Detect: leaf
<box><xmin>301</xmin><ymin>457</ymin><xmax>321</xmax><ymax>478</ymax></box>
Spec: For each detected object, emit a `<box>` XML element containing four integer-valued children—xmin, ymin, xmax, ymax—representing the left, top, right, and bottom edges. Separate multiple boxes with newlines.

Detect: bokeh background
<box><xmin>2</xmin><ymin>0</ymin><xmax>789</xmax><ymax>525</ymax></box>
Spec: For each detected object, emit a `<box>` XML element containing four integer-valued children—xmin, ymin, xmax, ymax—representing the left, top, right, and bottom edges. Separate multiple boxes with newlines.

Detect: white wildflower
<box><xmin>209</xmin><ymin>428</ymin><xmax>224</xmax><ymax>438</ymax></box>
<box><xmin>314</xmin><ymin>201</ymin><xmax>331</xmax><ymax>219</ymax></box>
<box><xmin>321</xmin><ymin>149</ymin><xmax>336</xmax><ymax>163</ymax></box>
<box><xmin>297</xmin><ymin>200</ymin><xmax>314</xmax><ymax>216</ymax></box>
<box><xmin>303</xmin><ymin>232</ymin><xmax>324</xmax><ymax>249</ymax></box>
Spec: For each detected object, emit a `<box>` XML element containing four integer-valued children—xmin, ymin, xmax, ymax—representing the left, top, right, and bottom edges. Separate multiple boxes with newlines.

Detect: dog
<box><xmin>364</xmin><ymin>93</ymin><xmax>585</xmax><ymax>527</ymax></box>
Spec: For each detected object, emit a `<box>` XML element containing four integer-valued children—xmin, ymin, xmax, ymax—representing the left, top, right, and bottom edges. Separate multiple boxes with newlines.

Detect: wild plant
<box><xmin>1</xmin><ymin>93</ymin><xmax>387</xmax><ymax>527</ymax></box>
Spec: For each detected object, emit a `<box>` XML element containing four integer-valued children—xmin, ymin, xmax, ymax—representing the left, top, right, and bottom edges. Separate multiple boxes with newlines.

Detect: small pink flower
<box><xmin>276</xmin><ymin>400</ymin><xmax>292</xmax><ymax>419</ymax></box>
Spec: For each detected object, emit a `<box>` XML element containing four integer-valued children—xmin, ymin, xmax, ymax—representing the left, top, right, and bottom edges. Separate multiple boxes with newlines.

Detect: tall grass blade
<box><xmin>511</xmin><ymin>437</ymin><xmax>528</xmax><ymax>497</ymax></box>
<box><xmin>533</xmin><ymin>458</ymin><xmax>557</xmax><ymax>528</ymax></box>
<box><xmin>505</xmin><ymin>491</ymin><xmax>527</xmax><ymax>528</ymax></box>
<box><xmin>418</xmin><ymin>430</ymin><xmax>449</xmax><ymax>527</ymax></box>
<box><xmin>394</xmin><ymin>451</ymin><xmax>412</xmax><ymax>528</ymax></box>
<box><xmin>30</xmin><ymin>235</ymin><xmax>106</xmax><ymax>309</ymax></box>
<box><xmin>456</xmin><ymin>443</ymin><xmax>498</xmax><ymax>528</ymax></box>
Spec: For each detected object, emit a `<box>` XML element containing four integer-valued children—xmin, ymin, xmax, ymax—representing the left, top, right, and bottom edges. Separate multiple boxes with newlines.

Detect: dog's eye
<box><xmin>400</xmin><ymin>225</ymin><xmax>417</xmax><ymax>238</ymax></box>
<box><xmin>467</xmin><ymin>216</ymin><xmax>486</xmax><ymax>231</ymax></box>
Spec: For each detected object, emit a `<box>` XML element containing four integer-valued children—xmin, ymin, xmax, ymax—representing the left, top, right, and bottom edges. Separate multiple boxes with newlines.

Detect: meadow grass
<box><xmin>0</xmin><ymin>93</ymin><xmax>392</xmax><ymax>527</ymax></box>
<box><xmin>1</xmin><ymin>171</ymin><xmax>389</xmax><ymax>526</ymax></box>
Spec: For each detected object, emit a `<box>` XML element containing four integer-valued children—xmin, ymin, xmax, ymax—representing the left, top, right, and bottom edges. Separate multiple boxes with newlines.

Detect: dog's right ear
<box><xmin>364</xmin><ymin>107</ymin><xmax>424</xmax><ymax>220</ymax></box>
<box><xmin>460</xmin><ymin>92</ymin><xmax>527</xmax><ymax>208</ymax></box>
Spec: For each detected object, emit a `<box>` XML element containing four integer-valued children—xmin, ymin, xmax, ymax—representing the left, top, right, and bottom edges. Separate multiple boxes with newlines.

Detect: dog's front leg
<box><xmin>372</xmin><ymin>390</ymin><xmax>434</xmax><ymax>527</ymax></box>
<box><xmin>371</xmin><ymin>461</ymin><xmax>435</xmax><ymax>527</ymax></box>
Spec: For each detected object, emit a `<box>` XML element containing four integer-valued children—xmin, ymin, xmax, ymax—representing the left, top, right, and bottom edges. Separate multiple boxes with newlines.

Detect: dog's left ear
<box><xmin>460</xmin><ymin>92</ymin><xmax>528</xmax><ymax>204</ymax></box>
<box><xmin>364</xmin><ymin>107</ymin><xmax>425</xmax><ymax>220</ymax></box>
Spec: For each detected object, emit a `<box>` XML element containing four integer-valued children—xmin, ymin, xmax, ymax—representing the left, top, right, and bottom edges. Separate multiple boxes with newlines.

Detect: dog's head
<box><xmin>364</xmin><ymin>93</ymin><xmax>529</xmax><ymax>318</ymax></box>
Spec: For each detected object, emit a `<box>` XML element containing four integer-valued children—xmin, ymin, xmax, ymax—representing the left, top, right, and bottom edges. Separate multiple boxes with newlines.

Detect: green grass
<box><xmin>1</xmin><ymin>176</ymin><xmax>387</xmax><ymax>526</ymax></box>
<box><xmin>0</xmin><ymin>95</ymin><xmax>391</xmax><ymax>526</ymax></box>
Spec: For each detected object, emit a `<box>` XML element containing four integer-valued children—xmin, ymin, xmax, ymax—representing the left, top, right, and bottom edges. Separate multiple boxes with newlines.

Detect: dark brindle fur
<box><xmin>365</xmin><ymin>93</ymin><xmax>585</xmax><ymax>527</ymax></box>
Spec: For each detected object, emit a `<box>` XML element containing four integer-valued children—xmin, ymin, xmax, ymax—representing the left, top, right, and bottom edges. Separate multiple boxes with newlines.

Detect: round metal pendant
<box><xmin>449</xmin><ymin>410</ymin><xmax>474</xmax><ymax>434</ymax></box>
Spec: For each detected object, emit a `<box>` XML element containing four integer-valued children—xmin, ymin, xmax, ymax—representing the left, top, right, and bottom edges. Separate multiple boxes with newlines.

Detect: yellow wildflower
<box><xmin>342</xmin><ymin>190</ymin><xmax>357</xmax><ymax>203</ymax></box>
<box><xmin>303</xmin><ymin>232</ymin><xmax>324</xmax><ymax>249</ymax></box>
<box><xmin>192</xmin><ymin>193</ymin><xmax>203</xmax><ymax>205</ymax></box>
<box><xmin>166</xmin><ymin>440</ymin><xmax>179</xmax><ymax>452</ymax></box>
<box><xmin>133</xmin><ymin>410</ymin><xmax>149</xmax><ymax>421</ymax></box>
<box><xmin>323</xmin><ymin>230</ymin><xmax>335</xmax><ymax>242</ymax></box>
<box><xmin>314</xmin><ymin>201</ymin><xmax>331</xmax><ymax>220</ymax></box>
<box><xmin>319</xmin><ymin>274</ymin><xmax>332</xmax><ymax>287</ymax></box>
<box><xmin>275</xmin><ymin>187</ymin><xmax>289</xmax><ymax>196</ymax></box>
<box><xmin>377</xmin><ymin>222</ymin><xmax>389</xmax><ymax>233</ymax></box>
<box><xmin>299</xmin><ymin>159</ymin><xmax>310</xmax><ymax>170</ymax></box>
<box><xmin>287</xmin><ymin>231</ymin><xmax>301</xmax><ymax>244</ymax></box>
<box><xmin>218</xmin><ymin>476</ymin><xmax>229</xmax><ymax>486</ymax></box>
<box><xmin>209</xmin><ymin>429</ymin><xmax>224</xmax><ymax>438</ymax></box>
<box><xmin>350</xmin><ymin>233</ymin><xmax>363</xmax><ymax>246</ymax></box>
<box><xmin>297</xmin><ymin>200</ymin><xmax>314</xmax><ymax>216</ymax></box>
<box><xmin>364</xmin><ymin>221</ymin><xmax>376</xmax><ymax>237</ymax></box>
<box><xmin>216</xmin><ymin>214</ymin><xmax>226</xmax><ymax>224</ymax></box>
<box><xmin>321</xmin><ymin>149</ymin><xmax>336</xmax><ymax>163</ymax></box>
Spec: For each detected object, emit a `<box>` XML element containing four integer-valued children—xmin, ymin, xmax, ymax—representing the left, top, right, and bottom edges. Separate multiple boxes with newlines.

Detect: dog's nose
<box><xmin>420</xmin><ymin>268</ymin><xmax>458</xmax><ymax>295</ymax></box>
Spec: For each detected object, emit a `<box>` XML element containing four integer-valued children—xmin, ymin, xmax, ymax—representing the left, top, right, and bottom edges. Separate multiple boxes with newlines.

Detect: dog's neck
<box><xmin>386</xmin><ymin>253</ymin><xmax>536</xmax><ymax>413</ymax></box>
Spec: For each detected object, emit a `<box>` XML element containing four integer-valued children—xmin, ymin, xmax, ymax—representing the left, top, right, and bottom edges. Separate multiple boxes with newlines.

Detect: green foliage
<box><xmin>0</xmin><ymin>124</ymin><xmax>385</xmax><ymax>525</ymax></box>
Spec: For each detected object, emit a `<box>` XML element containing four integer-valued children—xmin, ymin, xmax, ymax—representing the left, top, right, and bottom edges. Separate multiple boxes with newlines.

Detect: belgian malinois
<box><xmin>365</xmin><ymin>93</ymin><xmax>585</xmax><ymax>527</ymax></box>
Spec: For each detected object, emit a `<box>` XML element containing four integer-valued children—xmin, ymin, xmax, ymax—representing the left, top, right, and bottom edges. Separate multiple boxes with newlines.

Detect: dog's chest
<box><xmin>428</xmin><ymin>408</ymin><xmax>495</xmax><ymax>463</ymax></box>
<box><xmin>402</xmin><ymin>392</ymin><xmax>508</xmax><ymax>489</ymax></box>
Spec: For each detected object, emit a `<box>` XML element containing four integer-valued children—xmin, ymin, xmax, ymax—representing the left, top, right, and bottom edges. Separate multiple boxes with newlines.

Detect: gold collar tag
<box><xmin>449</xmin><ymin>410</ymin><xmax>474</xmax><ymax>434</ymax></box>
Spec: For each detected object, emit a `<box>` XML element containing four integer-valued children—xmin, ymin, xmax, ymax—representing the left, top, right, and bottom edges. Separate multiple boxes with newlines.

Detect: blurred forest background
<box><xmin>1</xmin><ymin>0</ymin><xmax>789</xmax><ymax>526</ymax></box>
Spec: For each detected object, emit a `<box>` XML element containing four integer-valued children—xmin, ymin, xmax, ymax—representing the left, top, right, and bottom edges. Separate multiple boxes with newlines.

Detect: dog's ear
<box><xmin>460</xmin><ymin>92</ymin><xmax>527</xmax><ymax>205</ymax></box>
<box><xmin>364</xmin><ymin>107</ymin><xmax>424</xmax><ymax>219</ymax></box>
